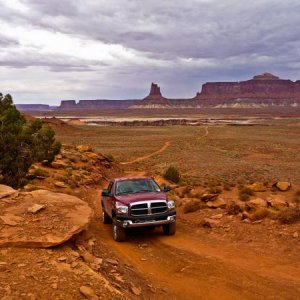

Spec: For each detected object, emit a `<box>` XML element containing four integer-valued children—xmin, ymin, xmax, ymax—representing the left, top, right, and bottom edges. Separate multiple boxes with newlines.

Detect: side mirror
<box><xmin>101</xmin><ymin>189</ymin><xmax>110</xmax><ymax>197</ymax></box>
<box><xmin>162</xmin><ymin>185</ymin><xmax>171</xmax><ymax>192</ymax></box>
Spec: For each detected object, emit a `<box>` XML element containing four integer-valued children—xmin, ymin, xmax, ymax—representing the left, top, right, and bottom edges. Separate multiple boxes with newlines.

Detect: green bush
<box><xmin>0</xmin><ymin>93</ymin><xmax>61</xmax><ymax>187</ymax></box>
<box><xmin>163</xmin><ymin>166</ymin><xmax>181</xmax><ymax>183</ymax></box>
<box><xmin>106</xmin><ymin>153</ymin><xmax>115</xmax><ymax>162</ymax></box>
<box><xmin>33</xmin><ymin>168</ymin><xmax>49</xmax><ymax>178</ymax></box>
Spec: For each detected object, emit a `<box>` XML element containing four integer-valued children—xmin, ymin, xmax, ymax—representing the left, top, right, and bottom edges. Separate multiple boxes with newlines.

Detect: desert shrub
<box><xmin>222</xmin><ymin>182</ymin><xmax>232</xmax><ymax>191</ymax></box>
<box><xmin>250</xmin><ymin>208</ymin><xmax>269</xmax><ymax>221</ymax></box>
<box><xmin>227</xmin><ymin>201</ymin><xmax>242</xmax><ymax>215</ymax></box>
<box><xmin>33</xmin><ymin>168</ymin><xmax>49</xmax><ymax>178</ymax></box>
<box><xmin>54</xmin><ymin>174</ymin><xmax>68</xmax><ymax>182</ymax></box>
<box><xmin>183</xmin><ymin>200</ymin><xmax>202</xmax><ymax>213</ymax></box>
<box><xmin>68</xmin><ymin>155</ymin><xmax>78</xmax><ymax>163</ymax></box>
<box><xmin>293</xmin><ymin>190</ymin><xmax>300</xmax><ymax>204</ymax></box>
<box><xmin>163</xmin><ymin>166</ymin><xmax>180</xmax><ymax>183</ymax></box>
<box><xmin>239</xmin><ymin>186</ymin><xmax>255</xmax><ymax>201</ymax></box>
<box><xmin>106</xmin><ymin>153</ymin><xmax>115</xmax><ymax>162</ymax></box>
<box><xmin>0</xmin><ymin>94</ymin><xmax>61</xmax><ymax>187</ymax></box>
<box><xmin>208</xmin><ymin>186</ymin><xmax>222</xmax><ymax>194</ymax></box>
<box><xmin>80</xmin><ymin>156</ymin><xmax>88</xmax><ymax>163</ymax></box>
<box><xmin>277</xmin><ymin>207</ymin><xmax>300</xmax><ymax>224</ymax></box>
<box><xmin>239</xmin><ymin>193</ymin><xmax>250</xmax><ymax>201</ymax></box>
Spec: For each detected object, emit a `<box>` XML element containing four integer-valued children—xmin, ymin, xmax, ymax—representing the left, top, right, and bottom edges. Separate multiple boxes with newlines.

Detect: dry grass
<box><xmin>53</xmin><ymin>118</ymin><xmax>300</xmax><ymax>187</ymax></box>
<box><xmin>277</xmin><ymin>206</ymin><xmax>300</xmax><ymax>224</ymax></box>
<box><xmin>183</xmin><ymin>199</ymin><xmax>205</xmax><ymax>213</ymax></box>
<box><xmin>250</xmin><ymin>208</ymin><xmax>270</xmax><ymax>221</ymax></box>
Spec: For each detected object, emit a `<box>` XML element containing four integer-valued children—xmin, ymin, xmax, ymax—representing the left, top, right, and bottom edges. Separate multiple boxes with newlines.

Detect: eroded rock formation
<box><xmin>194</xmin><ymin>73</ymin><xmax>300</xmax><ymax>107</ymax></box>
<box><xmin>57</xmin><ymin>73</ymin><xmax>300</xmax><ymax>109</ymax></box>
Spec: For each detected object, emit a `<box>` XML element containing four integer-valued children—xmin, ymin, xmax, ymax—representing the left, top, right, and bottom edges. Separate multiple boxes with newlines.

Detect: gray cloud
<box><xmin>0</xmin><ymin>34</ymin><xmax>19</xmax><ymax>47</ymax></box>
<box><xmin>1</xmin><ymin>0</ymin><xmax>300</xmax><ymax>103</ymax></box>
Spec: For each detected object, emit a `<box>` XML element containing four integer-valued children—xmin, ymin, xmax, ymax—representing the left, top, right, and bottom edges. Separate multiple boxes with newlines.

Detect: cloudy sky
<box><xmin>1</xmin><ymin>0</ymin><xmax>300</xmax><ymax>104</ymax></box>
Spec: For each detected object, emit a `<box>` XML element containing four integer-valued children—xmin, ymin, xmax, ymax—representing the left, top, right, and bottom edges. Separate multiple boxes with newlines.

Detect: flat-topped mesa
<box><xmin>195</xmin><ymin>72</ymin><xmax>300</xmax><ymax>106</ymax></box>
<box><xmin>60</xmin><ymin>100</ymin><xmax>77</xmax><ymax>109</ymax></box>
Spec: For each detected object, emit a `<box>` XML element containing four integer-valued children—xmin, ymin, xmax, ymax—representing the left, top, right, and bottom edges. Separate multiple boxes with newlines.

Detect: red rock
<box><xmin>195</xmin><ymin>73</ymin><xmax>300</xmax><ymax>107</ymax></box>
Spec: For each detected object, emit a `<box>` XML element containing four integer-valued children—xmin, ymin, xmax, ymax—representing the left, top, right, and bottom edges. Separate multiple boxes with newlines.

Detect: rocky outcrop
<box><xmin>56</xmin><ymin>72</ymin><xmax>300</xmax><ymax>109</ymax></box>
<box><xmin>195</xmin><ymin>73</ymin><xmax>300</xmax><ymax>107</ymax></box>
<box><xmin>0</xmin><ymin>189</ymin><xmax>93</xmax><ymax>248</ymax></box>
<box><xmin>0</xmin><ymin>185</ymin><xmax>17</xmax><ymax>199</ymax></box>
<box><xmin>132</xmin><ymin>83</ymin><xmax>172</xmax><ymax>108</ymax></box>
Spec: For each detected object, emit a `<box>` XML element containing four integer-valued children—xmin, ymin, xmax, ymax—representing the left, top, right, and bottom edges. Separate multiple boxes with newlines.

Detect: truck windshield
<box><xmin>115</xmin><ymin>179</ymin><xmax>161</xmax><ymax>195</ymax></box>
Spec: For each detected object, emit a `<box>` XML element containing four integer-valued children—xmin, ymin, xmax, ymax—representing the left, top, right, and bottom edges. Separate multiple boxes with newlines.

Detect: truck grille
<box><xmin>130</xmin><ymin>201</ymin><xmax>167</xmax><ymax>216</ymax></box>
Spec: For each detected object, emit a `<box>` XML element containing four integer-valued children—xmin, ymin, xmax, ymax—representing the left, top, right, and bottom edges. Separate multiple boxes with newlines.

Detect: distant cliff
<box><xmin>58</xmin><ymin>99</ymin><xmax>139</xmax><ymax>110</ymax></box>
<box><xmin>195</xmin><ymin>73</ymin><xmax>300</xmax><ymax>107</ymax></box>
<box><xmin>57</xmin><ymin>73</ymin><xmax>300</xmax><ymax>110</ymax></box>
<box><xmin>16</xmin><ymin>104</ymin><xmax>52</xmax><ymax>111</ymax></box>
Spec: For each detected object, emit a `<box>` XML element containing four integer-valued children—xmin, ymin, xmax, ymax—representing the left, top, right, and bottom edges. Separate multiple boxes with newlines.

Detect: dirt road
<box><xmin>120</xmin><ymin>141</ymin><xmax>171</xmax><ymax>165</ymax></box>
<box><xmin>91</xmin><ymin>189</ymin><xmax>300</xmax><ymax>300</ymax></box>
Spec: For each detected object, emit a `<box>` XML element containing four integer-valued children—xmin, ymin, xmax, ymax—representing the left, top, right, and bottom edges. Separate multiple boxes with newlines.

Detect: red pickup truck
<box><xmin>101</xmin><ymin>177</ymin><xmax>176</xmax><ymax>241</ymax></box>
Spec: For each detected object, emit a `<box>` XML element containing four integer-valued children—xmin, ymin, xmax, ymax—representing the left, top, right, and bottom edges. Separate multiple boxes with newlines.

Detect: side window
<box><xmin>107</xmin><ymin>182</ymin><xmax>113</xmax><ymax>195</ymax></box>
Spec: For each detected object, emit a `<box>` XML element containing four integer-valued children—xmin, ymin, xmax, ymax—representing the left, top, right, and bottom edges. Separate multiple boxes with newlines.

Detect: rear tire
<box><xmin>163</xmin><ymin>222</ymin><xmax>176</xmax><ymax>235</ymax></box>
<box><xmin>113</xmin><ymin>218</ymin><xmax>127</xmax><ymax>242</ymax></box>
<box><xmin>102</xmin><ymin>209</ymin><xmax>111</xmax><ymax>224</ymax></box>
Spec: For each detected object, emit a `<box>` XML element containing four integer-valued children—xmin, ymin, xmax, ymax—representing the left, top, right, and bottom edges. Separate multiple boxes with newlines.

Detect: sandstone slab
<box><xmin>206</xmin><ymin>198</ymin><xmax>226</xmax><ymax>209</ymax></box>
<box><xmin>0</xmin><ymin>189</ymin><xmax>93</xmax><ymax>248</ymax></box>
<box><xmin>0</xmin><ymin>185</ymin><xmax>17</xmax><ymax>199</ymax></box>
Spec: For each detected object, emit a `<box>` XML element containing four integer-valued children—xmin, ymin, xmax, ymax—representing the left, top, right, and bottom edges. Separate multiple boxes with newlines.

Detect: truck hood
<box><xmin>115</xmin><ymin>192</ymin><xmax>167</xmax><ymax>205</ymax></box>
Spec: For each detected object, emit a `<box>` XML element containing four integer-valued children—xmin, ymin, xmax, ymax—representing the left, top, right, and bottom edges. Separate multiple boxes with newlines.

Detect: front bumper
<box><xmin>116</xmin><ymin>210</ymin><xmax>176</xmax><ymax>228</ymax></box>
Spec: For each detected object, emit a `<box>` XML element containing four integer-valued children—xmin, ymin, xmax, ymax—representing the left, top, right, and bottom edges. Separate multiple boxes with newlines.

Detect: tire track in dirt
<box><xmin>92</xmin><ymin>189</ymin><xmax>300</xmax><ymax>300</ymax></box>
<box><xmin>199</xmin><ymin>126</ymin><xmax>209</xmax><ymax>139</ymax></box>
<box><xmin>120</xmin><ymin>141</ymin><xmax>171</xmax><ymax>165</ymax></box>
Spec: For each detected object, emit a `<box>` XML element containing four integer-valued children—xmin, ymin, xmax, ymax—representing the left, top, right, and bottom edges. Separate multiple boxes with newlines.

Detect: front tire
<box><xmin>163</xmin><ymin>222</ymin><xmax>176</xmax><ymax>235</ymax></box>
<box><xmin>113</xmin><ymin>218</ymin><xmax>127</xmax><ymax>242</ymax></box>
<box><xmin>102</xmin><ymin>209</ymin><xmax>111</xmax><ymax>224</ymax></box>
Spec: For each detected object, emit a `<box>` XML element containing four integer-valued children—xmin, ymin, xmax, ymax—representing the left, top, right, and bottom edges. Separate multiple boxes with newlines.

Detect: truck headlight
<box><xmin>167</xmin><ymin>200</ymin><xmax>175</xmax><ymax>209</ymax></box>
<box><xmin>116</xmin><ymin>203</ymin><xmax>128</xmax><ymax>215</ymax></box>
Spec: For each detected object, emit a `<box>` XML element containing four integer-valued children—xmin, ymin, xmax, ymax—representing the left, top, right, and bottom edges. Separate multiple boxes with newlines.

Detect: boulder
<box><xmin>206</xmin><ymin>197</ymin><xmax>226</xmax><ymax>209</ymax></box>
<box><xmin>202</xmin><ymin>218</ymin><xmax>220</xmax><ymax>228</ymax></box>
<box><xmin>267</xmin><ymin>195</ymin><xmax>288</xmax><ymax>210</ymax></box>
<box><xmin>0</xmin><ymin>185</ymin><xmax>17</xmax><ymax>199</ymax></box>
<box><xmin>246</xmin><ymin>198</ymin><xmax>267</xmax><ymax>211</ymax></box>
<box><xmin>227</xmin><ymin>200</ymin><xmax>245</xmax><ymax>215</ymax></box>
<box><xmin>79</xmin><ymin>286</ymin><xmax>99</xmax><ymax>300</ymax></box>
<box><xmin>201</xmin><ymin>193</ymin><xmax>219</xmax><ymax>202</ymax></box>
<box><xmin>54</xmin><ymin>181</ymin><xmax>68</xmax><ymax>188</ymax></box>
<box><xmin>0</xmin><ymin>189</ymin><xmax>93</xmax><ymax>248</ymax></box>
<box><xmin>274</xmin><ymin>181</ymin><xmax>291</xmax><ymax>191</ymax></box>
<box><xmin>249</xmin><ymin>182</ymin><xmax>267</xmax><ymax>192</ymax></box>
<box><xmin>76</xmin><ymin>145</ymin><xmax>92</xmax><ymax>152</ymax></box>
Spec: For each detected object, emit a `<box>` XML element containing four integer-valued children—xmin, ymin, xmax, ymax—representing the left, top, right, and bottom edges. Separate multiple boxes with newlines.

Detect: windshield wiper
<box><xmin>133</xmin><ymin>189</ymin><xmax>156</xmax><ymax>193</ymax></box>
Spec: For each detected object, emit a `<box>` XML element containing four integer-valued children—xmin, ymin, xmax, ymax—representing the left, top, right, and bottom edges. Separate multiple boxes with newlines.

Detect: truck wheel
<box><xmin>163</xmin><ymin>222</ymin><xmax>176</xmax><ymax>235</ymax></box>
<box><xmin>113</xmin><ymin>218</ymin><xmax>127</xmax><ymax>242</ymax></box>
<box><xmin>102</xmin><ymin>209</ymin><xmax>111</xmax><ymax>224</ymax></box>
